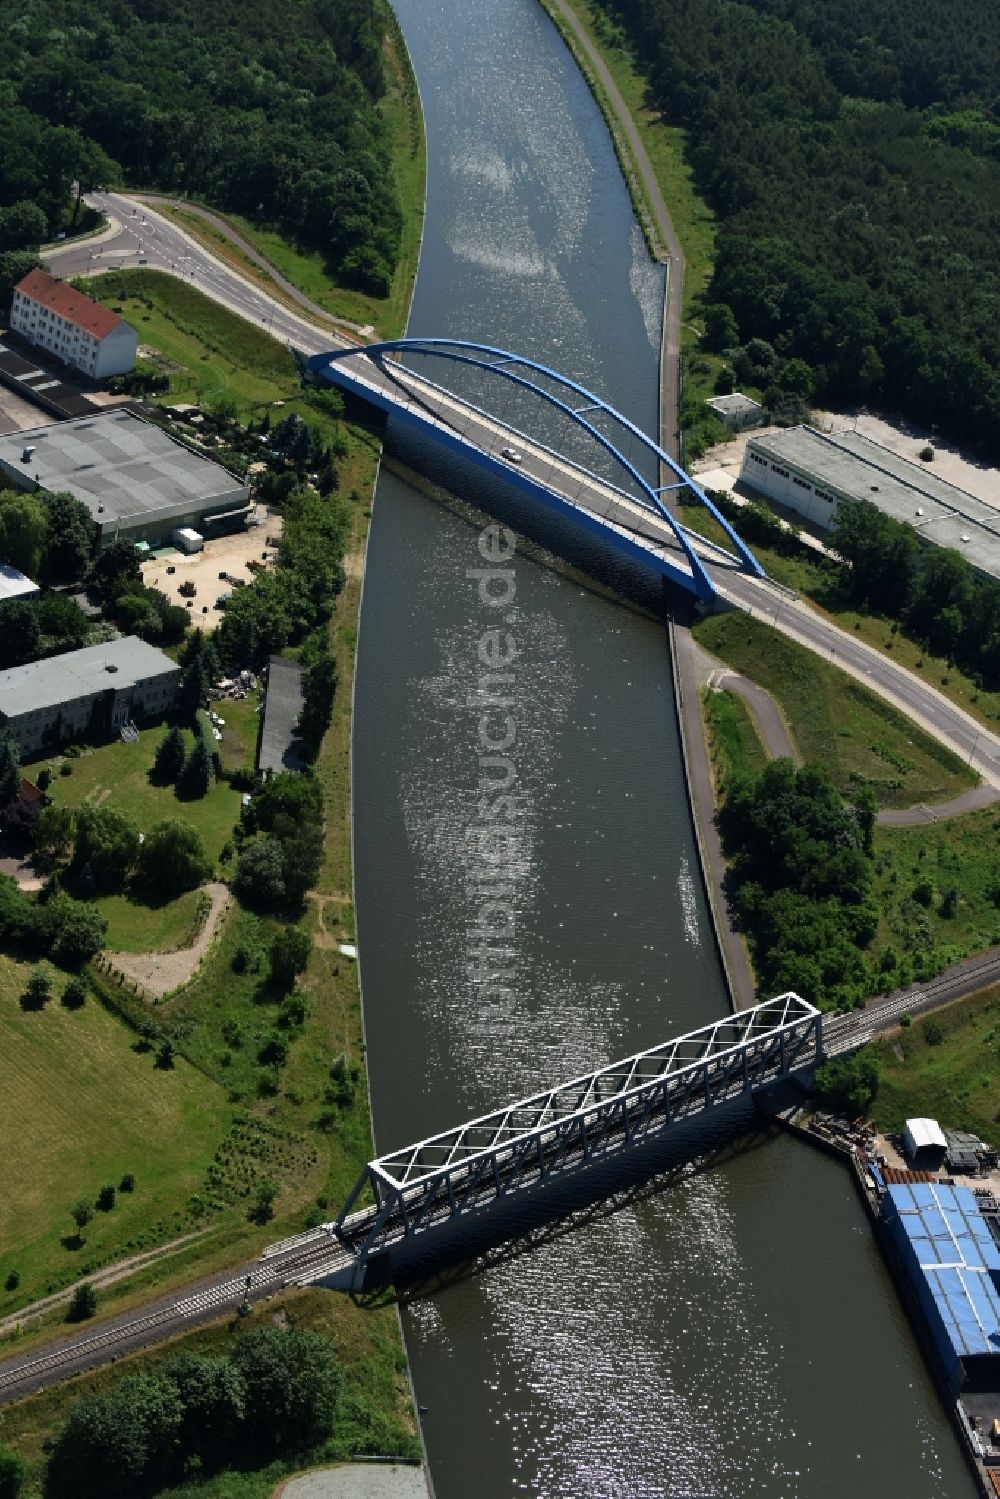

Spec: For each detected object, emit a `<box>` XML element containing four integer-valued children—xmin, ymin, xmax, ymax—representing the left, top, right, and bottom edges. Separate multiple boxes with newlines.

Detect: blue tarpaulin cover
<box><xmin>884</xmin><ymin>1182</ymin><xmax>1000</xmax><ymax>1363</ymax></box>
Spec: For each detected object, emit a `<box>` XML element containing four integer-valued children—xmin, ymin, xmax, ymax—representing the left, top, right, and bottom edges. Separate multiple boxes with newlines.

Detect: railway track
<box><xmin>0</xmin><ymin>1228</ymin><xmax>352</xmax><ymax>1401</ymax></box>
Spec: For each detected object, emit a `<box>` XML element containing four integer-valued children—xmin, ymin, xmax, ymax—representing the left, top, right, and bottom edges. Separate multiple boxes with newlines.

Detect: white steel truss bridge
<box><xmin>324</xmin><ymin>994</ymin><xmax>822</xmax><ymax>1277</ymax></box>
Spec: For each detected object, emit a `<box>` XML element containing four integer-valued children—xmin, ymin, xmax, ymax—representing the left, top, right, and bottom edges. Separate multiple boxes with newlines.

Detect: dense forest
<box><xmin>0</xmin><ymin>0</ymin><xmax>400</xmax><ymax>294</ymax></box>
<box><xmin>598</xmin><ymin>0</ymin><xmax>1000</xmax><ymax>457</ymax></box>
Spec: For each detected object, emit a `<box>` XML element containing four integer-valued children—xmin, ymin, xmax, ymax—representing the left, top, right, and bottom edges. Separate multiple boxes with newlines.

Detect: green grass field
<box><xmin>36</xmin><ymin>727</ymin><xmax>243</xmax><ymax>864</ymax></box>
<box><xmin>95</xmin><ymin>888</ymin><xmax>206</xmax><ymax>953</ymax></box>
<box><xmin>869</xmin><ymin>986</ymin><xmax>1000</xmax><ymax>1149</ymax></box>
<box><xmin>872</xmin><ymin>807</ymin><xmax>1000</xmax><ymax>979</ymax></box>
<box><xmin>692</xmin><ymin>610</ymin><xmax>976</xmax><ymax>808</ymax></box>
<box><xmin>82</xmin><ymin>269</ymin><xmax>300</xmax><ymax>414</ymax></box>
<box><xmin>0</xmin><ymin>952</ymin><xmax>229</xmax><ymax>1311</ymax></box>
<box><xmin>702</xmin><ymin>687</ymin><xmax>770</xmax><ymax>790</ymax></box>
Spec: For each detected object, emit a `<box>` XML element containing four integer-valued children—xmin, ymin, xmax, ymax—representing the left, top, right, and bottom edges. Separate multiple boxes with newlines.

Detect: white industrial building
<box><xmin>740</xmin><ymin>427</ymin><xmax>1000</xmax><ymax>583</ymax></box>
<box><xmin>10</xmin><ymin>269</ymin><xmax>138</xmax><ymax>380</ymax></box>
<box><xmin>0</xmin><ymin>636</ymin><xmax>179</xmax><ymax>756</ymax></box>
<box><xmin>0</xmin><ymin>409</ymin><xmax>252</xmax><ymax>553</ymax></box>
<box><xmin>706</xmin><ymin>392</ymin><xmax>764</xmax><ymax>431</ymax></box>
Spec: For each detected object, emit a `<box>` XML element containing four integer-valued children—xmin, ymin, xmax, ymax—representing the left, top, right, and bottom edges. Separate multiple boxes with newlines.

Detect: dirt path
<box><xmin>705</xmin><ymin>658</ymin><xmax>1000</xmax><ymax>826</ymax></box>
<box><xmin>106</xmin><ymin>882</ymin><xmax>230</xmax><ymax>997</ymax></box>
<box><xmin>0</xmin><ymin>1228</ymin><xmax>218</xmax><ymax>1340</ymax></box>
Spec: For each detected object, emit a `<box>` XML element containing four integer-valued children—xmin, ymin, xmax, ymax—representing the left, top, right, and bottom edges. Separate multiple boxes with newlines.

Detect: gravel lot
<box><xmin>274</xmin><ymin>1465</ymin><xmax>430</xmax><ymax>1499</ymax></box>
<box><xmin>141</xmin><ymin>505</ymin><xmax>283</xmax><ymax>631</ymax></box>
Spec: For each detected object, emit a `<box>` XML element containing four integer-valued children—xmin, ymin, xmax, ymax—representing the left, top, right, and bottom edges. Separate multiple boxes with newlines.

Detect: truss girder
<box><xmin>333</xmin><ymin>995</ymin><xmax>821</xmax><ymax>1264</ymax></box>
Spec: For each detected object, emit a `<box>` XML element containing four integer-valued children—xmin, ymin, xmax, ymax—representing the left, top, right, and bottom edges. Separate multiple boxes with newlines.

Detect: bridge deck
<box><xmin>297</xmin><ymin>995</ymin><xmax>821</xmax><ymax>1282</ymax></box>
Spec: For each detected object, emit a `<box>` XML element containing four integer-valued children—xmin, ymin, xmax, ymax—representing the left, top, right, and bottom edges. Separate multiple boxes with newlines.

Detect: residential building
<box><xmin>0</xmin><ymin>636</ymin><xmax>179</xmax><ymax>756</ymax></box>
<box><xmin>10</xmin><ymin>269</ymin><xmax>138</xmax><ymax>380</ymax></box>
<box><xmin>0</xmin><ymin>409</ymin><xmax>252</xmax><ymax>553</ymax></box>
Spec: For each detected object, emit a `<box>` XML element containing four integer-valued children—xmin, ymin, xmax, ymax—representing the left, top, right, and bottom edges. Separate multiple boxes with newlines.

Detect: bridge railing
<box><xmin>334</xmin><ymin>994</ymin><xmax>821</xmax><ymax>1265</ymax></box>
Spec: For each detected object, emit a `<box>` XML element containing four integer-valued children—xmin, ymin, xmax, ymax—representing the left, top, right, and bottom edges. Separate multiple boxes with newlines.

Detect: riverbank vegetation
<box><xmin>0</xmin><ymin>1288</ymin><xmax>418</xmax><ymax>1498</ymax></box>
<box><xmin>588</xmin><ymin>0</ymin><xmax>1000</xmax><ymax>462</ymax></box>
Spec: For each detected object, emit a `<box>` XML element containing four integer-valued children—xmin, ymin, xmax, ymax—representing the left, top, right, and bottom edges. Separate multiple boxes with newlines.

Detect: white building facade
<box><xmin>10</xmin><ymin>269</ymin><xmax>138</xmax><ymax>380</ymax></box>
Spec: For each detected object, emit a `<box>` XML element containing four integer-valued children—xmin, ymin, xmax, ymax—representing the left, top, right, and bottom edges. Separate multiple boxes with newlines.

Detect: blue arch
<box><xmin>306</xmin><ymin>338</ymin><xmax>764</xmax><ymax>594</ymax></box>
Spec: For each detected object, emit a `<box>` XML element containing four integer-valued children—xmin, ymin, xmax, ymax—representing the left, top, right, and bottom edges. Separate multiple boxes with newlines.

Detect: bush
<box><xmin>119</xmin><ymin>1173</ymin><xmax>136</xmax><ymax>1193</ymax></box>
<box><xmin>61</xmin><ymin>975</ymin><xmax>88</xmax><ymax>1009</ymax></box>
<box><xmin>66</xmin><ymin>1283</ymin><xmax>97</xmax><ymax>1322</ymax></box>
<box><xmin>924</xmin><ymin>1018</ymin><xmax>944</xmax><ymax>1046</ymax></box>
<box><xmin>20</xmin><ymin>969</ymin><xmax>51</xmax><ymax>1010</ymax></box>
<box><xmin>97</xmin><ymin>1185</ymin><xmax>116</xmax><ymax>1212</ymax></box>
<box><xmin>0</xmin><ymin>1444</ymin><xmax>24</xmax><ymax>1499</ymax></box>
<box><xmin>138</xmin><ymin>820</ymin><xmax>211</xmax><ymax>894</ymax></box>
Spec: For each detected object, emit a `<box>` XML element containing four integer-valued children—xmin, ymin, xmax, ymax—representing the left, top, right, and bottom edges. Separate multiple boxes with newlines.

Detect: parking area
<box><xmin>141</xmin><ymin>505</ymin><xmax>283</xmax><ymax>631</ymax></box>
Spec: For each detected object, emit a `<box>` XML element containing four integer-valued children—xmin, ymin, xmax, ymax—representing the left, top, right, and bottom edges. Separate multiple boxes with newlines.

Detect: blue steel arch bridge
<box><xmin>305</xmin><ymin>337</ymin><xmax>764</xmax><ymax>604</ymax></box>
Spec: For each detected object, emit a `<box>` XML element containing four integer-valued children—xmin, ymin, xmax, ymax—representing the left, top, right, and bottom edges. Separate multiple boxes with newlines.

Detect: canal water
<box><xmin>352</xmin><ymin>0</ymin><xmax>977</xmax><ymax>1493</ymax></box>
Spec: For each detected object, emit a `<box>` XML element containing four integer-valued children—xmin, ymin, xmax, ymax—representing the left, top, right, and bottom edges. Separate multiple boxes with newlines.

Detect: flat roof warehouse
<box><xmin>746</xmin><ymin>427</ymin><xmax>1000</xmax><ymax>584</ymax></box>
<box><xmin>0</xmin><ymin>408</ymin><xmax>250</xmax><ymax>546</ymax></box>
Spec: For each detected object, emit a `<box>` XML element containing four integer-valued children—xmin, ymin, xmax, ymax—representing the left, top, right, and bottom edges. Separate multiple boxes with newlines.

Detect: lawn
<box><xmin>35</xmin><ymin>726</ymin><xmax>243</xmax><ymax>864</ymax></box>
<box><xmin>80</xmin><ymin>269</ymin><xmax>301</xmax><ymax>416</ymax></box>
<box><xmin>869</xmin><ymin>986</ymin><xmax>1000</xmax><ymax>1150</ymax></box>
<box><xmin>96</xmin><ymin>888</ymin><xmax>207</xmax><ymax>954</ymax></box>
<box><xmin>701</xmin><ymin>522</ymin><xmax>1000</xmax><ymax>734</ymax></box>
<box><xmin>0</xmin><ymin>950</ymin><xmax>230</xmax><ymax>1315</ymax></box>
<box><xmin>692</xmin><ymin>609</ymin><xmax>976</xmax><ymax>808</ymax></box>
<box><xmin>702</xmin><ymin>686</ymin><xmax>770</xmax><ymax>789</ymax></box>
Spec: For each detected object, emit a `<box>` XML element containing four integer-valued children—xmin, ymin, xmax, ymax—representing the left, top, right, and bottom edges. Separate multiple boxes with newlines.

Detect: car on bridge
<box><xmin>500</xmin><ymin>446</ymin><xmax>523</xmax><ymax>464</ymax></box>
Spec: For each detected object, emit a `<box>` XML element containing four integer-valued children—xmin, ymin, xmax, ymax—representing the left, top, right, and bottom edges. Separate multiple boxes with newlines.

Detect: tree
<box><xmin>234</xmin><ymin>837</ymin><xmax>286</xmax><ymax>910</ymax></box>
<box><xmin>0</xmin><ymin>199</ymin><xmax>47</xmax><ymax>251</ymax></box>
<box><xmin>139</xmin><ymin>820</ymin><xmax>210</xmax><ymax>894</ymax></box>
<box><xmin>97</xmin><ymin>1185</ymin><xmax>116</xmax><ymax>1212</ymax></box>
<box><xmin>702</xmin><ymin>303</ymin><xmax>740</xmax><ymax>352</ymax></box>
<box><xmin>229</xmin><ymin>1327</ymin><xmax>342</xmax><ymax>1455</ymax></box>
<box><xmin>40</xmin><ymin>490</ymin><xmax>96</xmax><ymax>582</ymax></box>
<box><xmin>152</xmin><ymin>725</ymin><xmax>186</xmax><ymax>783</ymax></box>
<box><xmin>3</xmin><ymin>796</ymin><xmax>39</xmax><ymax>850</ymax></box>
<box><xmin>49</xmin><ymin>895</ymin><xmax>107</xmax><ymax>967</ymax></box>
<box><xmin>70</xmin><ymin>1199</ymin><xmax>94</xmax><ymax>1238</ymax></box>
<box><xmin>0</xmin><ymin>599</ymin><xmax>41</xmax><ymax>670</ymax></box>
<box><xmin>61</xmin><ymin>975</ymin><xmax>88</xmax><ymax>1009</ymax></box>
<box><xmin>176</xmin><ymin>656</ymin><xmax>209</xmax><ymax>721</ymax></box>
<box><xmin>0</xmin><ymin>729</ymin><xmax>20</xmax><ymax>809</ymax></box>
<box><xmin>812</xmin><ymin>1052</ymin><xmax>880</xmax><ymax>1116</ymax></box>
<box><xmin>249</xmin><ymin>1177</ymin><xmax>278</xmax><ymax>1223</ymax></box>
<box><xmin>160</xmin><ymin>1353</ymin><xmax>247</xmax><ymax>1465</ymax></box>
<box><xmin>855</xmin><ymin>787</ymin><xmax>877</xmax><ymax>860</ymax></box>
<box><xmin>119</xmin><ymin>1173</ymin><xmax>135</xmax><ymax>1192</ymax></box>
<box><xmin>36</xmin><ymin>804</ymin><xmax>74</xmax><ymax>863</ymax></box>
<box><xmin>20</xmin><ymin>970</ymin><xmax>51</xmax><ymax>1010</ymax></box>
<box><xmin>176</xmin><ymin>738</ymin><xmax>212</xmax><ymax>799</ymax></box>
<box><xmin>89</xmin><ymin>538</ymin><xmax>142</xmax><ymax>602</ymax></box>
<box><xmin>0</xmin><ymin>491</ymin><xmax>49</xmax><ymax>577</ymax></box>
<box><xmin>46</xmin><ymin>1371</ymin><xmax>184</xmax><ymax>1498</ymax></box>
<box><xmin>72</xmin><ymin>805</ymin><xmax>141</xmax><ymax>892</ymax></box>
<box><xmin>0</xmin><ymin>1443</ymin><xmax>25</xmax><ymax>1499</ymax></box>
<box><xmin>298</xmin><ymin>629</ymin><xmax>337</xmax><ymax>758</ymax></box>
<box><xmin>155</xmin><ymin>1039</ymin><xmax>175</xmax><ymax>1070</ymax></box>
<box><xmin>269</xmin><ymin>925</ymin><xmax>312</xmax><ymax>991</ymax></box>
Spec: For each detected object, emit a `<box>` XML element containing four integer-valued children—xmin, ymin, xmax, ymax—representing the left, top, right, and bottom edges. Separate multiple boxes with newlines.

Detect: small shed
<box><xmin>706</xmin><ymin>392</ymin><xmax>765</xmax><ymax>431</ymax></box>
<box><xmin>902</xmin><ymin>1118</ymin><xmax>947</xmax><ymax>1170</ymax></box>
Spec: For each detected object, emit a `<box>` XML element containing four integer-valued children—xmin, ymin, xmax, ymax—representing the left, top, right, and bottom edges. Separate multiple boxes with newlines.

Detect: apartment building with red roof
<box><xmin>9</xmin><ymin>269</ymin><xmax>138</xmax><ymax>380</ymax></box>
